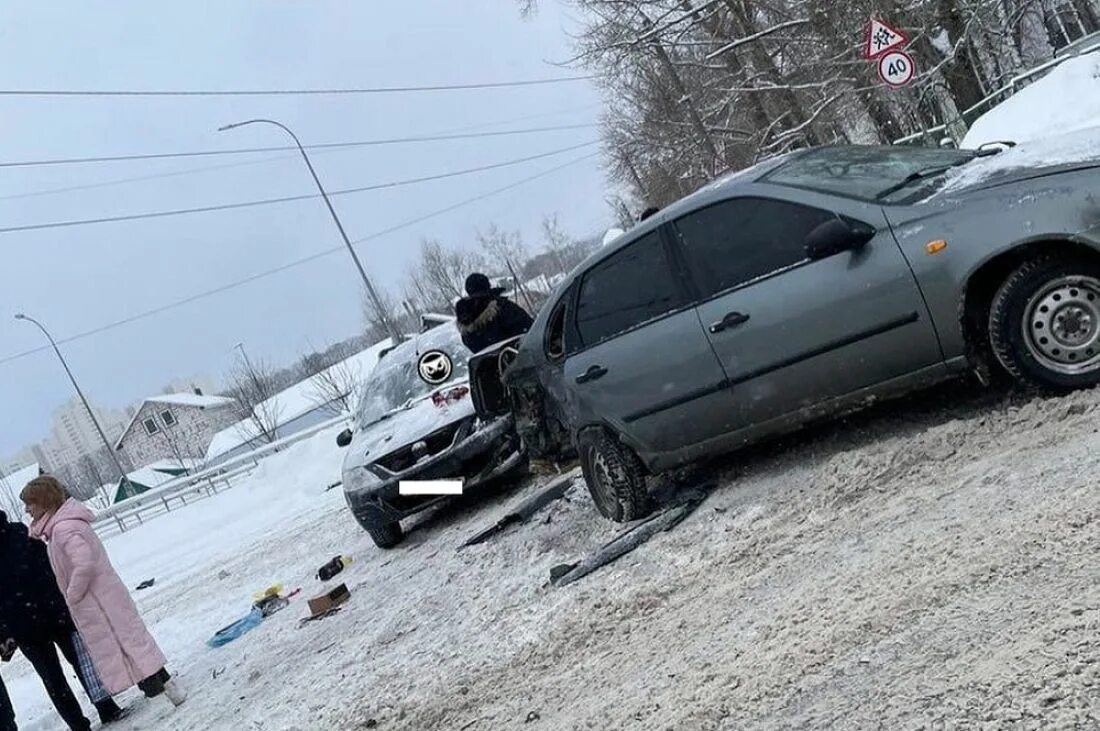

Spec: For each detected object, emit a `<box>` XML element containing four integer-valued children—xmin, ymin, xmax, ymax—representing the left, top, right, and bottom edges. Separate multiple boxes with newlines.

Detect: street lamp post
<box><xmin>232</xmin><ymin>341</ymin><xmax>257</xmax><ymax>376</ymax></box>
<box><xmin>14</xmin><ymin>314</ymin><xmax>130</xmax><ymax>503</ymax></box>
<box><xmin>217</xmin><ymin>118</ymin><xmax>400</xmax><ymax>343</ymax></box>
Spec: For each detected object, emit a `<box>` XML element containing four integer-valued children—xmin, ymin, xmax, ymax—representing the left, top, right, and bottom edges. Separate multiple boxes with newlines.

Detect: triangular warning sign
<box><xmin>865</xmin><ymin>18</ymin><xmax>908</xmax><ymax>59</ymax></box>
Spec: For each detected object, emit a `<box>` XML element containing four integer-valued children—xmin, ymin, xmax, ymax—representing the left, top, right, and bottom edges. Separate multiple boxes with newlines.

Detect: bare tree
<box><xmin>306</xmin><ymin>359</ymin><xmax>362</xmax><ymax>417</ymax></box>
<box><xmin>518</xmin><ymin>0</ymin><xmax>1099</xmax><ymax>205</ymax></box>
<box><xmin>477</xmin><ymin>224</ymin><xmax>528</xmax><ymax>275</ymax></box>
<box><xmin>226</xmin><ymin>354</ymin><xmax>284</xmax><ymax>446</ymax></box>
<box><xmin>420</xmin><ymin>238</ymin><xmax>486</xmax><ymax>302</ymax></box>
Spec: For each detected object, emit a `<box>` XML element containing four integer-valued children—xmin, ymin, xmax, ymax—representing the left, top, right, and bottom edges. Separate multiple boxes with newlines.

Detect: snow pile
<box><xmin>963</xmin><ymin>51</ymin><xmax>1100</xmax><ymax>148</ymax></box>
<box><xmin>941</xmin><ymin>125</ymin><xmax>1100</xmax><ymax>194</ymax></box>
<box><xmin>601</xmin><ymin>227</ymin><xmax>624</xmax><ymax>246</ymax></box>
<box><xmin>108</xmin><ymin>425</ymin><xmax>347</xmax><ymax>589</ymax></box>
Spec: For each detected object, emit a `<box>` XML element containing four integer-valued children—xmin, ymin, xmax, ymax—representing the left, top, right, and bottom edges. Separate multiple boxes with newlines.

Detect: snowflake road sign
<box><xmin>877</xmin><ymin>50</ymin><xmax>916</xmax><ymax>88</ymax></box>
<box><xmin>864</xmin><ymin>19</ymin><xmax>908</xmax><ymax>59</ymax></box>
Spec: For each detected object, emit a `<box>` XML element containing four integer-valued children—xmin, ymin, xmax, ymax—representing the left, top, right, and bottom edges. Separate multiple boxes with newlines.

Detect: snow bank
<box><xmin>963</xmin><ymin>51</ymin><xmax>1100</xmax><ymax>148</ymax></box>
<box><xmin>941</xmin><ymin>125</ymin><xmax>1100</xmax><ymax>194</ymax></box>
<box><xmin>106</xmin><ymin>426</ymin><xmax>347</xmax><ymax>589</ymax></box>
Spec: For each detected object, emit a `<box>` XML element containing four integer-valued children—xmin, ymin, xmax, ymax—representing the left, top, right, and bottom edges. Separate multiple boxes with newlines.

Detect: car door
<box><xmin>561</xmin><ymin>229</ymin><xmax>736</xmax><ymax>457</ymax></box>
<box><xmin>670</xmin><ymin>192</ymin><xmax>942</xmax><ymax>435</ymax></box>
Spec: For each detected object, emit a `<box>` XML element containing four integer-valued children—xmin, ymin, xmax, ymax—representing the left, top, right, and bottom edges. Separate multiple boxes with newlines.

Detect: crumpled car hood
<box><xmin>341</xmin><ymin>388</ymin><xmax>475</xmax><ymax>473</ymax></box>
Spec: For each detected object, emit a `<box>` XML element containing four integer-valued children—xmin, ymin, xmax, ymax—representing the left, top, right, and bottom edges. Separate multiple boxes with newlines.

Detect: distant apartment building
<box><xmin>115</xmin><ymin>392</ymin><xmax>238</xmax><ymax>470</ymax></box>
<box><xmin>38</xmin><ymin>397</ymin><xmax>128</xmax><ymax>472</ymax></box>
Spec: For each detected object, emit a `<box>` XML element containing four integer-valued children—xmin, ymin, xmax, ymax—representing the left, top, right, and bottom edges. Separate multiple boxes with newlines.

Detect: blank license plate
<box><xmin>399</xmin><ymin>479</ymin><xmax>464</xmax><ymax>496</ymax></box>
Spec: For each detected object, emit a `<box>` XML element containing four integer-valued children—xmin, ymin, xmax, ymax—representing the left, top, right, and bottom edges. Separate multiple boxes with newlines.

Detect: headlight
<box><xmin>344</xmin><ymin>465</ymin><xmax>383</xmax><ymax>494</ymax></box>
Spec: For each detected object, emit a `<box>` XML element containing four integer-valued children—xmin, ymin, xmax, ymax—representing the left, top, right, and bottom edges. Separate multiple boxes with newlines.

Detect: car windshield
<box><xmin>764</xmin><ymin>146</ymin><xmax>977</xmax><ymax>203</ymax></box>
<box><xmin>354</xmin><ymin>325</ymin><xmax>471</xmax><ymax>429</ymax></box>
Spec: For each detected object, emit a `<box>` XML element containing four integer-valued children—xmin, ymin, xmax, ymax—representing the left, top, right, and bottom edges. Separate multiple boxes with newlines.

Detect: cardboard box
<box><xmin>307</xmin><ymin>583</ymin><xmax>350</xmax><ymax>616</ymax></box>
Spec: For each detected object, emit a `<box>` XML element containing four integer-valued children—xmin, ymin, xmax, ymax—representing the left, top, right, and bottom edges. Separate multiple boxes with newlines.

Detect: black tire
<box><xmin>352</xmin><ymin>504</ymin><xmax>403</xmax><ymax>549</ymax></box>
<box><xmin>577</xmin><ymin>429</ymin><xmax>651</xmax><ymax>523</ymax></box>
<box><xmin>989</xmin><ymin>256</ymin><xmax>1100</xmax><ymax>390</ymax></box>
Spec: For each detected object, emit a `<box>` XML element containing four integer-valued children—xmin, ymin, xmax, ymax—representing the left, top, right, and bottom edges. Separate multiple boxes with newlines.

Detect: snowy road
<box><xmin>7</xmin><ymin>381</ymin><xmax>1100</xmax><ymax>730</ymax></box>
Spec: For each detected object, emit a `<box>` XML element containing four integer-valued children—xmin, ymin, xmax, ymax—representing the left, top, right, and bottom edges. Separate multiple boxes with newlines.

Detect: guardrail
<box><xmin>94</xmin><ymin>413</ymin><xmax>350</xmax><ymax>538</ymax></box>
<box><xmin>892</xmin><ymin>41</ymin><xmax>1100</xmax><ymax>147</ymax></box>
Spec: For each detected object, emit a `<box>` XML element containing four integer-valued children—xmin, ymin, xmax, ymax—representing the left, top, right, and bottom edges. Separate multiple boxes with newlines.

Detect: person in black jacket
<box><xmin>0</xmin><ymin>511</ymin><xmax>126</xmax><ymax>729</ymax></box>
<box><xmin>454</xmin><ymin>273</ymin><xmax>534</xmax><ymax>354</ymax></box>
<box><xmin>0</xmin><ymin>671</ymin><xmax>15</xmax><ymax>731</ymax></box>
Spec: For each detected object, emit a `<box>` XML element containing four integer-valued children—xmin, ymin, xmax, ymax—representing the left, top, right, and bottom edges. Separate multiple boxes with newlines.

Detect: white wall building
<box><xmin>115</xmin><ymin>393</ymin><xmax>238</xmax><ymax>470</ymax></box>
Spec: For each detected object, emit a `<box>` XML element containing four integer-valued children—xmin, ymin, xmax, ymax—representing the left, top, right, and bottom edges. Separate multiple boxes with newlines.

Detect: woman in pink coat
<box><xmin>21</xmin><ymin>477</ymin><xmax>184</xmax><ymax>707</ymax></box>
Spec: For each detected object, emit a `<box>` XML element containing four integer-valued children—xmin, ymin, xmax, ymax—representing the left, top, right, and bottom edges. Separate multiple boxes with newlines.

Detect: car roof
<box><xmin>377</xmin><ymin>323</ymin><xmax>470</xmax><ymax>366</ymax></box>
<box><xmin>549</xmin><ymin>151</ymin><xmax>804</xmax><ymax>299</ymax></box>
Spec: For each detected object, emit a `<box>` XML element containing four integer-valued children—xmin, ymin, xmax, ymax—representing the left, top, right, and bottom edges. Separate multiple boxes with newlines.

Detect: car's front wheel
<box><xmin>577</xmin><ymin>429</ymin><xmax>651</xmax><ymax>523</ymax></box>
<box><xmin>352</xmin><ymin>503</ymin><xmax>403</xmax><ymax>549</ymax></box>
<box><xmin>990</xmin><ymin>256</ymin><xmax>1100</xmax><ymax>390</ymax></box>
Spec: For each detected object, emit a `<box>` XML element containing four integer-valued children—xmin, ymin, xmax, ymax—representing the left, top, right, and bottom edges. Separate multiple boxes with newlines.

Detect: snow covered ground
<box><xmin>963</xmin><ymin>50</ymin><xmax>1100</xmax><ymax>148</ymax></box>
<box><xmin>6</xmin><ymin>382</ymin><xmax>1100</xmax><ymax>729</ymax></box>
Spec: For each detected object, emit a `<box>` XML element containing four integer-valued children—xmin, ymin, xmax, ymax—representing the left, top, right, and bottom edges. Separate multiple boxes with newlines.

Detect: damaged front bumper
<box><xmin>345</xmin><ymin>413</ymin><xmax>523</xmax><ymax>522</ymax></box>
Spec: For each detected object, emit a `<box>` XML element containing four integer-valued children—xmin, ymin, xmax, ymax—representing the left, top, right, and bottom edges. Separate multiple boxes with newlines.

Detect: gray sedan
<box><xmin>500</xmin><ymin>137</ymin><xmax>1100</xmax><ymax>522</ymax></box>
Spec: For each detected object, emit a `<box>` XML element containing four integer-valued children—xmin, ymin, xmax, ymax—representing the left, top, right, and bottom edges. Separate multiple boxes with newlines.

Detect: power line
<box><xmin>0</xmin><ymin>76</ymin><xmax>595</xmax><ymax>97</ymax></box>
<box><xmin>0</xmin><ymin>151</ymin><xmax>600</xmax><ymax>368</ymax></box>
<box><xmin>0</xmin><ymin>141</ymin><xmax>598</xmax><ymax>234</ymax></box>
<box><xmin>0</xmin><ymin>122</ymin><xmax>598</xmax><ymax>170</ymax></box>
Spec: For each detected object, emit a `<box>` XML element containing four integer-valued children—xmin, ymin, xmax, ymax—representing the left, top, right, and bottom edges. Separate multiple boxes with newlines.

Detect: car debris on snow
<box><xmin>459</xmin><ymin>473</ymin><xmax>579</xmax><ymax>549</ymax></box>
<box><xmin>549</xmin><ymin>484</ymin><xmax>712</xmax><ymax>587</ymax></box>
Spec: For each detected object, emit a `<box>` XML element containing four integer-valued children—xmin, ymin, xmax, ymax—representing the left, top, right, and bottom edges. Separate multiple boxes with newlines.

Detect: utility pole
<box><xmin>218</xmin><ymin>119</ymin><xmax>401</xmax><ymax>343</ymax></box>
<box><xmin>15</xmin><ymin>314</ymin><xmax>130</xmax><ymax>503</ymax></box>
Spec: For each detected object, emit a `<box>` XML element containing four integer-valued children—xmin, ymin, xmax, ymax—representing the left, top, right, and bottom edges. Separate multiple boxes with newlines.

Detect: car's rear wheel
<box><xmin>352</xmin><ymin>503</ymin><xmax>404</xmax><ymax>549</ymax></box>
<box><xmin>577</xmin><ymin>429</ymin><xmax>651</xmax><ymax>523</ymax></box>
<box><xmin>989</xmin><ymin>256</ymin><xmax>1100</xmax><ymax>390</ymax></box>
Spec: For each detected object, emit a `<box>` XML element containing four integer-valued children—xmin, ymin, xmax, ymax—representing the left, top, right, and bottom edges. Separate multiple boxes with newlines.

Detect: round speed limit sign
<box><xmin>877</xmin><ymin>50</ymin><xmax>915</xmax><ymax>88</ymax></box>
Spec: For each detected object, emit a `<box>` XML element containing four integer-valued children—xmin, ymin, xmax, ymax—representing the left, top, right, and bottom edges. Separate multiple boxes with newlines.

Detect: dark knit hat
<box><xmin>465</xmin><ymin>272</ymin><xmax>492</xmax><ymax>296</ymax></box>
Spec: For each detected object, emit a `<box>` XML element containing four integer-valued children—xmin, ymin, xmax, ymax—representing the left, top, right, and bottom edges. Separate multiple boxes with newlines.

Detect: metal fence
<box><xmin>893</xmin><ymin>40</ymin><xmax>1100</xmax><ymax>147</ymax></box>
<box><xmin>93</xmin><ymin>414</ymin><xmax>349</xmax><ymax>538</ymax></box>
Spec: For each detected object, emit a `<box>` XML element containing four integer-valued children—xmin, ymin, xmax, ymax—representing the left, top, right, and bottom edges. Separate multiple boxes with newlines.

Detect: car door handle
<box><xmin>575</xmin><ymin>365</ymin><xmax>608</xmax><ymax>384</ymax></box>
<box><xmin>708</xmin><ymin>311</ymin><xmax>750</xmax><ymax>334</ymax></box>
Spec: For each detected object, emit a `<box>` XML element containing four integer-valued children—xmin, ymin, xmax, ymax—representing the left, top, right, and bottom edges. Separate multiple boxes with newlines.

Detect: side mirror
<box><xmin>336</xmin><ymin>429</ymin><xmax>353</xmax><ymax>448</ymax></box>
<box><xmin>805</xmin><ymin>218</ymin><xmax>875</xmax><ymax>260</ymax></box>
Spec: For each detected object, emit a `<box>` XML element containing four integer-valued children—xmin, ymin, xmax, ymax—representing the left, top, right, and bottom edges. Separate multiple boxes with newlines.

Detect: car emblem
<box><xmin>417</xmin><ymin>350</ymin><xmax>453</xmax><ymax>385</ymax></box>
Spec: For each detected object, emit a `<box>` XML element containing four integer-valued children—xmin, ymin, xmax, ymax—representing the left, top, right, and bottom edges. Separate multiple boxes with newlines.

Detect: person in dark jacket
<box><xmin>0</xmin><ymin>670</ymin><xmax>15</xmax><ymax>731</ymax></box>
<box><xmin>0</xmin><ymin>511</ymin><xmax>126</xmax><ymax>730</ymax></box>
<box><xmin>454</xmin><ymin>272</ymin><xmax>534</xmax><ymax>354</ymax></box>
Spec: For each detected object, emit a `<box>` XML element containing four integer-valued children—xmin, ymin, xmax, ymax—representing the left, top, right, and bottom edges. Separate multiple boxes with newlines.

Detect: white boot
<box><xmin>163</xmin><ymin>678</ymin><xmax>186</xmax><ymax>707</ymax></box>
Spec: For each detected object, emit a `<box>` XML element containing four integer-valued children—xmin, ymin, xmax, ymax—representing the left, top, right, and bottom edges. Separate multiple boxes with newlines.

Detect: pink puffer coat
<box><xmin>30</xmin><ymin>498</ymin><xmax>166</xmax><ymax>695</ymax></box>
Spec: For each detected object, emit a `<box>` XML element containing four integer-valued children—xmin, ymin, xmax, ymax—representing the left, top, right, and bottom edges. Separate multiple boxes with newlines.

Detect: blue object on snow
<box><xmin>207</xmin><ymin>607</ymin><xmax>264</xmax><ymax>648</ymax></box>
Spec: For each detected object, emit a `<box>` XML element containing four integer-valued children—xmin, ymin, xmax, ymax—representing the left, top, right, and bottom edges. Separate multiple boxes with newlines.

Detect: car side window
<box><xmin>544</xmin><ymin>296</ymin><xmax>568</xmax><ymax>361</ymax></box>
<box><xmin>575</xmin><ymin>231</ymin><xmax>681</xmax><ymax>346</ymax></box>
<box><xmin>672</xmin><ymin>197</ymin><xmax>836</xmax><ymax>298</ymax></box>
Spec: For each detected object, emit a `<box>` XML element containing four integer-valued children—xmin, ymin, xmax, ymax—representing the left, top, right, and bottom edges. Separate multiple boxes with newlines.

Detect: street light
<box><xmin>14</xmin><ymin>314</ymin><xmax>130</xmax><ymax>503</ymax></box>
<box><xmin>217</xmin><ymin>118</ymin><xmax>400</xmax><ymax>343</ymax></box>
<box><xmin>232</xmin><ymin>341</ymin><xmax>257</xmax><ymax>375</ymax></box>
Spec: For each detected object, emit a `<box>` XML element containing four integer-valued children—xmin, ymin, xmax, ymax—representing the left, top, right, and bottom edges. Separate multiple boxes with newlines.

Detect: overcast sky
<box><xmin>0</xmin><ymin>1</ymin><xmax>611</xmax><ymax>458</ymax></box>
